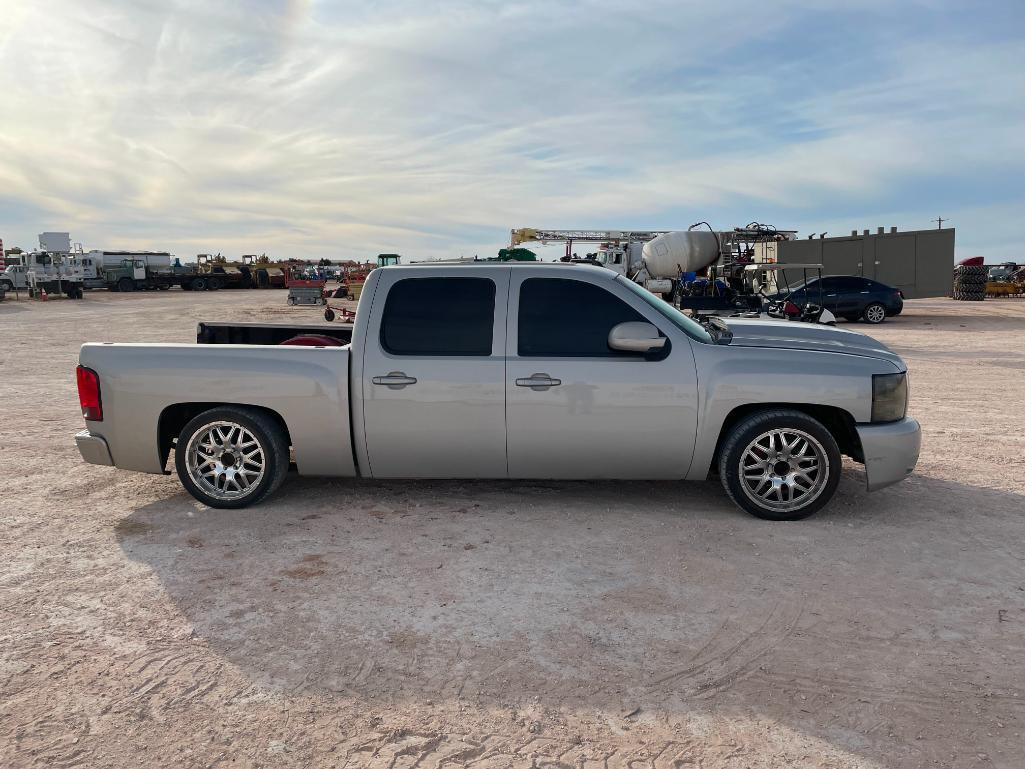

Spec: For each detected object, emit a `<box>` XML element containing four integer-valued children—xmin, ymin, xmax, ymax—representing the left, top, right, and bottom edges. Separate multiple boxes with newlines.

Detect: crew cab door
<box><xmin>361</xmin><ymin>269</ymin><xmax>509</xmax><ymax>478</ymax></box>
<box><xmin>506</xmin><ymin>272</ymin><xmax>699</xmax><ymax>479</ymax></box>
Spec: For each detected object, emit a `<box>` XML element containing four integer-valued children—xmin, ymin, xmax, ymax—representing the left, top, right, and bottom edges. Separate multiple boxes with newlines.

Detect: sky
<box><xmin>0</xmin><ymin>0</ymin><xmax>1022</xmax><ymax>262</ymax></box>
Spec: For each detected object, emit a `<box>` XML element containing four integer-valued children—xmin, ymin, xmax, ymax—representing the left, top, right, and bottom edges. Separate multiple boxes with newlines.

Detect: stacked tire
<box><xmin>952</xmin><ymin>264</ymin><xmax>986</xmax><ymax>301</ymax></box>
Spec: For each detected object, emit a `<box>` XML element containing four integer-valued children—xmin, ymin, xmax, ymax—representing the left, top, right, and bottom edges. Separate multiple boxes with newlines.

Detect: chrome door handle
<box><xmin>515</xmin><ymin>373</ymin><xmax>561</xmax><ymax>390</ymax></box>
<box><xmin>372</xmin><ymin>371</ymin><xmax>417</xmax><ymax>388</ymax></box>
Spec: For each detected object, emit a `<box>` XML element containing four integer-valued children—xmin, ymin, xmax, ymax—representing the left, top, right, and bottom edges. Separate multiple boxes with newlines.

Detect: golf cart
<box><xmin>744</xmin><ymin>263</ymin><xmax>836</xmax><ymax>325</ymax></box>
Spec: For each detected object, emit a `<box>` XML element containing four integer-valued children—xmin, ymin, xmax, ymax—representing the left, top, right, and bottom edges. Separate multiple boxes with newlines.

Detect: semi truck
<box><xmin>101</xmin><ymin>258</ymin><xmax>200</xmax><ymax>291</ymax></box>
<box><xmin>74</xmin><ymin>261</ymin><xmax>920</xmax><ymax>521</ymax></box>
<box><xmin>79</xmin><ymin>251</ymin><xmax>174</xmax><ymax>289</ymax></box>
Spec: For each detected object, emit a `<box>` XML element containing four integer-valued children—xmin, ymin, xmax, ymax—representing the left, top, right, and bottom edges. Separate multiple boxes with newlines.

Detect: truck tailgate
<box><xmin>79</xmin><ymin>343</ymin><xmax>355</xmax><ymax>477</ymax></box>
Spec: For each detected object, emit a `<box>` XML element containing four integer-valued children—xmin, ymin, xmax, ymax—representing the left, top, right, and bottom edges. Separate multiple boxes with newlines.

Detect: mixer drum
<box><xmin>641</xmin><ymin>231</ymin><xmax>720</xmax><ymax>277</ymax></box>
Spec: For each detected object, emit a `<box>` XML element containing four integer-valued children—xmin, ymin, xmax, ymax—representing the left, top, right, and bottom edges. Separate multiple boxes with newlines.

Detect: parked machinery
<box><xmin>0</xmin><ymin>250</ymin><xmax>85</xmax><ymax>298</ymax></box>
<box><xmin>181</xmin><ymin>254</ymin><xmax>289</xmax><ymax>291</ymax></box>
<box><xmin>509</xmin><ymin>222</ymin><xmax>796</xmax><ymax>311</ymax></box>
<box><xmin>985</xmin><ymin>262</ymin><xmax>1025</xmax><ymax>298</ymax></box>
<box><xmin>334</xmin><ymin>254</ymin><xmax>401</xmax><ymax>301</ymax></box>
<box><xmin>285</xmin><ymin>266</ymin><xmax>328</xmax><ymax>306</ymax></box>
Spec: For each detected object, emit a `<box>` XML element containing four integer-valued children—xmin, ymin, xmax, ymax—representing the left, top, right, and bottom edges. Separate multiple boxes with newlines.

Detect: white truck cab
<box><xmin>0</xmin><ymin>251</ymin><xmax>85</xmax><ymax>296</ymax></box>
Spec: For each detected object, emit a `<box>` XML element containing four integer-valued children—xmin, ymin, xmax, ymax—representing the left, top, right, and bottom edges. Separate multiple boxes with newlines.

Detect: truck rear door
<box><xmin>360</xmin><ymin>268</ymin><xmax>509</xmax><ymax>478</ymax></box>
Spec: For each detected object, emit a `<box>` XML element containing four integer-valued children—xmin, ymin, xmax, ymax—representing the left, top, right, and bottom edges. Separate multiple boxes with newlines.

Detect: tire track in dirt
<box><xmin>641</xmin><ymin>600</ymin><xmax>805</xmax><ymax>701</ymax></box>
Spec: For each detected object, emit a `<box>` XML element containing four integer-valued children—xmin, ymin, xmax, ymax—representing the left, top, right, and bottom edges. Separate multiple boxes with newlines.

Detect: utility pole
<box><xmin>932</xmin><ymin>216</ymin><xmax>946</xmax><ymax>229</ymax></box>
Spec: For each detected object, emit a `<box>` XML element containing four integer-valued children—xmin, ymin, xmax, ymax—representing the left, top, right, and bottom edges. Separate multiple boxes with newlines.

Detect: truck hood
<box><xmin>721</xmin><ymin>317</ymin><xmax>905</xmax><ymax>369</ymax></box>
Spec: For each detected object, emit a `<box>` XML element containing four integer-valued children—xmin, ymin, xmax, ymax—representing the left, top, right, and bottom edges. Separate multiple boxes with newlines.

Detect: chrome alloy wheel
<box><xmin>185</xmin><ymin>421</ymin><xmax>266</xmax><ymax>500</ymax></box>
<box><xmin>739</xmin><ymin>428</ymin><xmax>829</xmax><ymax>513</ymax></box>
<box><xmin>865</xmin><ymin>304</ymin><xmax>886</xmax><ymax>323</ymax></box>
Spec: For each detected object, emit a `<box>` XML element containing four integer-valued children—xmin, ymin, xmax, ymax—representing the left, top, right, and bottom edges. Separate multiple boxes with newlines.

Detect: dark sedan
<box><xmin>772</xmin><ymin>275</ymin><xmax>904</xmax><ymax>324</ymax></box>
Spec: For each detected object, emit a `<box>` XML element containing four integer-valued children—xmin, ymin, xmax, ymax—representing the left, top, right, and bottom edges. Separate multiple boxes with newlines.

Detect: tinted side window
<box><xmin>381</xmin><ymin>277</ymin><xmax>495</xmax><ymax>356</ymax></box>
<box><xmin>833</xmin><ymin>276</ymin><xmax>867</xmax><ymax>291</ymax></box>
<box><xmin>518</xmin><ymin>278</ymin><xmax>645</xmax><ymax>356</ymax></box>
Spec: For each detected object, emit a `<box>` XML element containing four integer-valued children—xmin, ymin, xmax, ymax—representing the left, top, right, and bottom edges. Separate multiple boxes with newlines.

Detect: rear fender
<box><xmin>78</xmin><ymin>343</ymin><xmax>355</xmax><ymax>477</ymax></box>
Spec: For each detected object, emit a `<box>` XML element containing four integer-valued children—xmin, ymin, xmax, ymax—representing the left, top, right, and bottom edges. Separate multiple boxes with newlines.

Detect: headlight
<box><xmin>872</xmin><ymin>372</ymin><xmax>908</xmax><ymax>422</ymax></box>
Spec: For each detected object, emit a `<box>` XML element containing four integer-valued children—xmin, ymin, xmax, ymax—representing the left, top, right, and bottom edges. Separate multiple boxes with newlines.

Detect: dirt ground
<box><xmin>1</xmin><ymin>288</ymin><xmax>1023</xmax><ymax>769</ymax></box>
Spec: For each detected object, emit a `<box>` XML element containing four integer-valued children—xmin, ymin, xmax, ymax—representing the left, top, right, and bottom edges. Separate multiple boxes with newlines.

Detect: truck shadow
<box><xmin>117</xmin><ymin>470</ymin><xmax>1025</xmax><ymax>766</ymax></box>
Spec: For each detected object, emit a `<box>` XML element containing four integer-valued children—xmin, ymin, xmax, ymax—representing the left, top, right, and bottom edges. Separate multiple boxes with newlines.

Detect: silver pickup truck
<box><xmin>74</xmin><ymin>262</ymin><xmax>920</xmax><ymax>520</ymax></box>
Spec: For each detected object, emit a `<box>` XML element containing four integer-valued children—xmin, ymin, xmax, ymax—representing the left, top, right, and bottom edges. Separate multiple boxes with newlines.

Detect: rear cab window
<box><xmin>381</xmin><ymin>277</ymin><xmax>496</xmax><ymax>356</ymax></box>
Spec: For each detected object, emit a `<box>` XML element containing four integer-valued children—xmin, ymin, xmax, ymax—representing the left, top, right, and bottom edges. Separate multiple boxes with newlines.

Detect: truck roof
<box><xmin>390</xmin><ymin>260</ymin><xmax>613</xmax><ymax>274</ymax></box>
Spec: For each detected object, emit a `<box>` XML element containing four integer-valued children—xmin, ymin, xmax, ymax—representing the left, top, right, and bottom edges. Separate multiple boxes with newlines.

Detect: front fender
<box><xmin>687</xmin><ymin>344</ymin><xmax>899</xmax><ymax>480</ymax></box>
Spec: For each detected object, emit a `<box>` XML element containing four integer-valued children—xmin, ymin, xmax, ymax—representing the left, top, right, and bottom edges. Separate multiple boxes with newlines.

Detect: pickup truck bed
<box><xmin>77</xmin><ymin>342</ymin><xmax>355</xmax><ymax>477</ymax></box>
<box><xmin>197</xmin><ymin>321</ymin><xmax>354</xmax><ymax>346</ymax></box>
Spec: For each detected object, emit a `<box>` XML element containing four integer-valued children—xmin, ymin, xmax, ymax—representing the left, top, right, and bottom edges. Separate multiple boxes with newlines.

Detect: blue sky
<box><xmin>0</xmin><ymin>0</ymin><xmax>1022</xmax><ymax>261</ymax></box>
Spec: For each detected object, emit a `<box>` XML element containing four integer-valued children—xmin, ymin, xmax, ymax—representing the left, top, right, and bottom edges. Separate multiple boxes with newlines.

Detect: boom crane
<box><xmin>509</xmin><ymin>228</ymin><xmax>670</xmax><ymax>258</ymax></box>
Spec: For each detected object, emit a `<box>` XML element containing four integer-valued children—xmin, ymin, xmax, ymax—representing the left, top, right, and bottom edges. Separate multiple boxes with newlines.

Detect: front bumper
<box><xmin>855</xmin><ymin>417</ymin><xmax>921</xmax><ymax>492</ymax></box>
<box><xmin>75</xmin><ymin>429</ymin><xmax>114</xmax><ymax>466</ymax></box>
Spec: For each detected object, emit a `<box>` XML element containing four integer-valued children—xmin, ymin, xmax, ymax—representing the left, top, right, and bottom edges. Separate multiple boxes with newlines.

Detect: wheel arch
<box><xmin>711</xmin><ymin>403</ymin><xmax>863</xmax><ymax>472</ymax></box>
<box><xmin>158</xmin><ymin>402</ymin><xmax>292</xmax><ymax>472</ymax></box>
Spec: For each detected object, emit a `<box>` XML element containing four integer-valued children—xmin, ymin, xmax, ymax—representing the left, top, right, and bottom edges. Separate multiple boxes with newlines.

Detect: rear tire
<box><xmin>718</xmin><ymin>409</ymin><xmax>842</xmax><ymax>521</ymax></box>
<box><xmin>174</xmin><ymin>407</ymin><xmax>290</xmax><ymax>509</ymax></box>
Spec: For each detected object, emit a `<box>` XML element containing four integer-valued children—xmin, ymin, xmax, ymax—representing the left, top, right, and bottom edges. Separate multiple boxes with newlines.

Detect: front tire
<box><xmin>174</xmin><ymin>407</ymin><xmax>289</xmax><ymax>509</ymax></box>
<box><xmin>862</xmin><ymin>302</ymin><xmax>886</xmax><ymax>324</ymax></box>
<box><xmin>718</xmin><ymin>409</ymin><xmax>841</xmax><ymax>521</ymax></box>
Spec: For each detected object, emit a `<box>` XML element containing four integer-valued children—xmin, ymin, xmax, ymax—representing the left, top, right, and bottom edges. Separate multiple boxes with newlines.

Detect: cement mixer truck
<box><xmin>510</xmin><ymin>223</ymin><xmax>797</xmax><ymax>312</ymax></box>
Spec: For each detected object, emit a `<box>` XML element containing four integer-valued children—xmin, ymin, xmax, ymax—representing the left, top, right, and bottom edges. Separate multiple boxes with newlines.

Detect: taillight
<box><xmin>897</xmin><ymin>290</ymin><xmax>905</xmax><ymax>299</ymax></box>
<box><xmin>76</xmin><ymin>366</ymin><xmax>102</xmax><ymax>421</ymax></box>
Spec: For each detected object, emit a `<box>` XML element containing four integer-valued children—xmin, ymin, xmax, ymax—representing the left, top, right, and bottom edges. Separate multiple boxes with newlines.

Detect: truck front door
<box><xmin>506</xmin><ymin>273</ymin><xmax>699</xmax><ymax>479</ymax></box>
<box><xmin>361</xmin><ymin>270</ymin><xmax>509</xmax><ymax>478</ymax></box>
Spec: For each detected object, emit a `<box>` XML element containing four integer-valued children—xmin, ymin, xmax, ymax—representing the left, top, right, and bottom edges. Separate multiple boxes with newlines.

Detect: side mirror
<box><xmin>608</xmin><ymin>322</ymin><xmax>666</xmax><ymax>353</ymax></box>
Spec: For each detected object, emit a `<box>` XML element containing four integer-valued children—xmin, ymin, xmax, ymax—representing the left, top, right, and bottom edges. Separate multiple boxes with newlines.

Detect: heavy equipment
<box><xmin>508</xmin><ymin>223</ymin><xmax>796</xmax><ymax>306</ymax></box>
<box><xmin>985</xmin><ymin>262</ymin><xmax>1025</xmax><ymax>298</ymax></box>
<box><xmin>0</xmin><ymin>250</ymin><xmax>85</xmax><ymax>298</ymax></box>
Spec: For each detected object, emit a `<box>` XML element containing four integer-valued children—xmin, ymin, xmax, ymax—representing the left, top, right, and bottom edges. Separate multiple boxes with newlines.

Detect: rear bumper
<box><xmin>856</xmin><ymin>417</ymin><xmax>921</xmax><ymax>491</ymax></box>
<box><xmin>75</xmin><ymin>429</ymin><xmax>114</xmax><ymax>466</ymax></box>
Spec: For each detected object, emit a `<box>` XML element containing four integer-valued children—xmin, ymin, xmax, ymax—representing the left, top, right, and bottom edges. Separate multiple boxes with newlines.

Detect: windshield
<box><xmin>772</xmin><ymin>276</ymin><xmax>829</xmax><ymax>297</ymax></box>
<box><xmin>616</xmin><ymin>276</ymin><xmax>713</xmax><ymax>344</ymax></box>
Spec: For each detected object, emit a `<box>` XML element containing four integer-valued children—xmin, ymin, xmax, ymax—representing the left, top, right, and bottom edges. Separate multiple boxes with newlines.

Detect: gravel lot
<box><xmin>1</xmin><ymin>289</ymin><xmax>1023</xmax><ymax>769</ymax></box>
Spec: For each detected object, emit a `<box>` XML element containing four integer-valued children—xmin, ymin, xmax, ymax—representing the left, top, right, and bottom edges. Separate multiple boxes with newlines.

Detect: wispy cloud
<box><xmin>0</xmin><ymin>0</ymin><xmax>1021</xmax><ymax>259</ymax></box>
